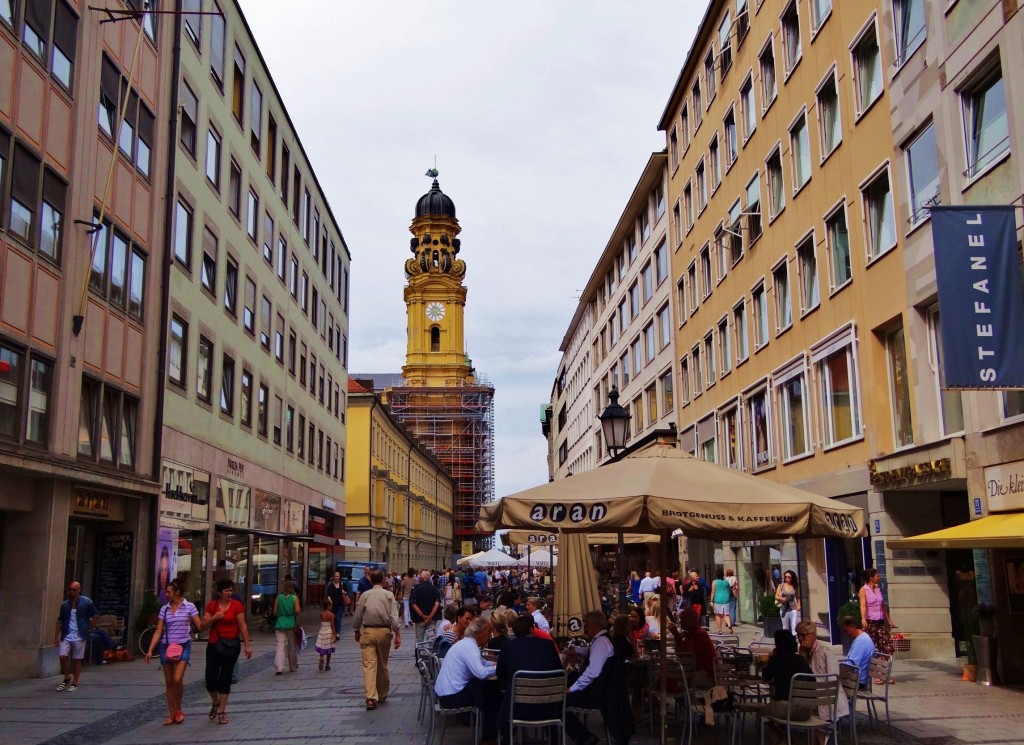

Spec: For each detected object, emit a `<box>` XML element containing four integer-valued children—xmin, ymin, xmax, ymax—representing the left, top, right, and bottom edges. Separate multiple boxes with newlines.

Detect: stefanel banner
<box><xmin>932</xmin><ymin>206</ymin><xmax>1024</xmax><ymax>389</ymax></box>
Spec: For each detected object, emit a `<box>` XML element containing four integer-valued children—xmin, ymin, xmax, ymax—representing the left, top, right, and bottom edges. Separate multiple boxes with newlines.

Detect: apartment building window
<box><xmin>797</xmin><ymin>236</ymin><xmax>819</xmax><ymax>313</ymax></box>
<box><xmin>715</xmin><ymin>225</ymin><xmax>728</xmax><ymax>281</ymax></box>
<box><xmin>655</xmin><ymin>241</ymin><xmax>668</xmax><ymax>286</ymax></box>
<box><xmin>886</xmin><ymin>325</ymin><xmax>913</xmax><ymax>448</ymax></box>
<box><xmin>220</xmin><ymin>354</ymin><xmax>234</xmax><ymax>415</ymax></box>
<box><xmin>621</xmin><ymin>351</ymin><xmax>631</xmax><ymax>388</ymax></box>
<box><xmin>759</xmin><ymin>37</ymin><xmax>777</xmax><ymax>109</ymax></box>
<box><xmin>629</xmin><ymin>282</ymin><xmax>640</xmax><ymax>318</ymax></box>
<box><xmin>775</xmin><ymin>358</ymin><xmax>810</xmax><ymax>460</ymax></box>
<box><xmin>740</xmin><ymin>386</ymin><xmax>767</xmax><ymax>470</ymax></box>
<box><xmin>644</xmin><ymin>323</ymin><xmax>656</xmax><ymax>363</ymax></box>
<box><xmin>288</xmin><ymin>330</ymin><xmax>297</xmax><ymax>374</ymax></box>
<box><xmin>228</xmin><ymin>160</ymin><xmax>241</xmax><ymax>217</ymax></box>
<box><xmin>654</xmin><ymin>181</ymin><xmax>666</xmax><ymax>221</ymax></box>
<box><xmin>710</xmin><ymin>135</ymin><xmax>721</xmax><ymax>188</ymax></box>
<box><xmin>813</xmin><ymin>328</ymin><xmax>861</xmax><ymax>447</ymax></box>
<box><xmin>719</xmin><ymin>12</ymin><xmax>732</xmax><ymax>74</ymax></box>
<box><xmin>696</xmin><ymin>159</ymin><xmax>707</xmax><ymax>210</ymax></box>
<box><xmin>309</xmin><ymin>355</ymin><xmax>316</xmax><ymax>395</ymax></box>
<box><xmin>706</xmin><ymin>331</ymin><xmax>717</xmax><ymax>384</ymax></box>
<box><xmin>210</xmin><ymin>2</ymin><xmax>225</xmax><ymax>84</ymax></box>
<box><xmin>231</xmin><ymin>45</ymin><xmax>245</xmax><ymax>124</ymax></box>
<box><xmin>687</xmin><ymin>262</ymin><xmax>699</xmax><ymax>312</ymax></box>
<box><xmin>963</xmin><ymin>63</ymin><xmax>1008</xmax><ymax>179</ymax></box>
<box><xmin>740</xmin><ymin>75</ymin><xmax>756</xmax><ymax>141</ymax></box>
<box><xmin>308</xmin><ymin>423</ymin><xmax>315</xmax><ymax>464</ymax></box>
<box><xmin>168</xmin><ymin>316</ymin><xmax>187</xmax><ymax>387</ymax></box>
<box><xmin>657</xmin><ymin>304</ymin><xmax>671</xmax><ymax>349</ymax></box>
<box><xmin>257</xmin><ymin>384</ymin><xmax>268</xmax><ymax>437</ymax></box>
<box><xmin>905</xmin><ymin>122</ymin><xmax>939</xmax><ymax>224</ymax></box>
<box><xmin>699</xmin><ymin>416</ymin><xmax>717</xmax><ymax>463</ymax></box>
<box><xmin>752</xmin><ymin>281</ymin><xmax>768</xmax><ymax>349</ymax></box>
<box><xmin>745</xmin><ymin>174</ymin><xmax>762</xmax><ymax>244</ymax></box>
<box><xmin>700</xmin><ymin>245</ymin><xmax>712</xmax><ymax>299</ymax></box>
<box><xmin>727</xmin><ymin>201</ymin><xmax>743</xmax><ymax>264</ymax></box>
<box><xmin>205</xmin><ymin>127</ymin><xmax>221</xmax><ymax>189</ymax></box>
<box><xmin>928</xmin><ymin>309</ymin><xmax>964</xmax><ymax>434</ymax></box>
<box><xmin>277</xmin><ymin>237</ymin><xmax>287</xmax><ymax>280</ymax></box>
<box><xmin>173</xmin><ymin>199</ymin><xmax>192</xmax><ymax>268</ymax></box>
<box><xmin>853</xmin><ymin>21</ymin><xmax>883</xmax><ymax>115</ymax></box>
<box><xmin>301</xmin><ymin>272</ymin><xmax>309</xmax><ymax>313</ymax></box>
<box><xmin>224</xmin><ymin>257</ymin><xmax>237</xmax><ymax>315</ymax></box>
<box><xmin>289</xmin><ymin>256</ymin><xmax>299</xmax><ymax>298</ymax></box>
<box><xmin>301</xmin><ymin>189</ymin><xmax>311</xmax><ymax>242</ymax></box>
<box><xmin>766</xmin><ymin>147</ymin><xmax>784</xmax><ymax>218</ymax></box>
<box><xmin>825</xmin><ymin>203</ymin><xmax>852</xmax><ymax>289</ymax></box>
<box><xmin>260</xmin><ymin>296</ymin><xmax>271</xmax><ymax>349</ymax></box>
<box><xmin>773</xmin><ymin>259</ymin><xmax>792</xmax><ymax>332</ymax></box>
<box><xmin>98</xmin><ymin>56</ymin><xmax>118</xmax><ymax>136</ymax></box>
<box><xmin>243</xmin><ymin>277</ymin><xmax>256</xmax><ymax>333</ymax></box>
<box><xmin>681</xmin><ymin>104</ymin><xmax>691</xmax><ymax>148</ymax></box>
<box><xmin>197</xmin><ymin>336</ymin><xmax>213</xmax><ymax>403</ymax></box>
<box><xmin>182</xmin><ymin>0</ymin><xmax>201</xmax><ymax>44</ymax></box>
<box><xmin>894</xmin><ymin>0</ymin><xmax>925</xmax><ymax>65</ymax></box>
<box><xmin>863</xmin><ymin>166</ymin><xmax>896</xmax><ymax>259</ymax></box>
<box><xmin>724</xmin><ymin>109</ymin><xmax>737</xmax><ymax>167</ymax></box>
<box><xmin>810</xmin><ymin>0</ymin><xmax>831</xmax><ymax>32</ymax></box>
<box><xmin>88</xmin><ymin>219</ymin><xmax>145</xmax><ymax>319</ymax></box>
<box><xmin>200</xmin><ymin>227</ymin><xmax>217</xmax><ymax>296</ymax></box>
<box><xmin>280</xmin><ymin>145</ymin><xmax>291</xmax><ymax>203</ymax></box>
<box><xmin>646</xmin><ymin>384</ymin><xmax>658</xmax><ymax>423</ymax></box>
<box><xmin>676</xmin><ymin>277</ymin><xmax>688</xmax><ymax>322</ymax></box>
<box><xmin>781</xmin><ymin>0</ymin><xmax>801</xmax><ymax>74</ymax></box>
<box><xmin>692</xmin><ymin>80</ymin><xmax>702</xmax><ymax>125</ymax></box>
<box><xmin>250</xmin><ymin>81</ymin><xmax>263</xmax><ymax>156</ymax></box>
<box><xmin>259</xmin><ymin>212</ymin><xmax>273</xmax><ymax>265</ymax></box>
<box><xmin>267</xmin><ymin>115</ymin><xmax>278</xmax><ymax>183</ymax></box>
<box><xmin>736</xmin><ymin>0</ymin><xmax>749</xmax><ymax>43</ymax></box>
<box><xmin>246</xmin><ymin>189</ymin><xmax>258</xmax><ymax>243</ymax></box>
<box><xmin>641</xmin><ymin>262</ymin><xmax>653</xmax><ymax>303</ymax></box>
<box><xmin>790</xmin><ymin>111</ymin><xmax>811</xmax><ymax>190</ymax></box>
<box><xmin>299</xmin><ymin>343</ymin><xmax>307</xmax><ymax>386</ymax></box>
<box><xmin>286</xmin><ymin>405</ymin><xmax>294</xmax><ymax>451</ymax></box>
<box><xmin>684</xmin><ymin>182</ymin><xmax>694</xmax><ymax>228</ymax></box>
<box><xmin>77</xmin><ymin>378</ymin><xmax>137</xmax><ymax>467</ymax></box>
<box><xmin>679</xmin><ymin>356</ymin><xmax>691</xmax><ymax>404</ymax></box>
<box><xmin>273</xmin><ymin>396</ymin><xmax>282</xmax><ymax>445</ymax></box>
<box><xmin>718</xmin><ymin>317</ymin><xmax>732</xmax><ymax>374</ymax></box>
<box><xmin>274</xmin><ymin>314</ymin><xmax>284</xmax><ymax>362</ymax></box>
<box><xmin>660</xmin><ymin>369</ymin><xmax>674</xmax><ymax>412</ymax></box>
<box><xmin>237</xmin><ymin>369</ymin><xmax>251</xmax><ymax>427</ymax></box>
<box><xmin>672</xmin><ymin>202</ymin><xmax>682</xmax><ymax>245</ymax></box>
<box><xmin>180</xmin><ymin>83</ymin><xmax>197</xmax><ymax>157</ymax></box>
<box><xmin>627</xmin><ymin>231</ymin><xmax>639</xmax><ymax>263</ymax></box>
<box><xmin>817</xmin><ymin>70</ymin><xmax>841</xmax><ymax>158</ymax></box>
<box><xmin>670</xmin><ymin>128</ymin><xmax>679</xmax><ymax>168</ymax></box>
<box><xmin>705</xmin><ymin>50</ymin><xmax>717</xmax><ymax>103</ymax></box>
<box><xmin>733</xmin><ymin>300</ymin><xmax>748</xmax><ymax>362</ymax></box>
<box><xmin>692</xmin><ymin>345</ymin><xmax>703</xmax><ymax>396</ymax></box>
<box><xmin>632</xmin><ymin>337</ymin><xmax>643</xmax><ymax>377</ymax></box>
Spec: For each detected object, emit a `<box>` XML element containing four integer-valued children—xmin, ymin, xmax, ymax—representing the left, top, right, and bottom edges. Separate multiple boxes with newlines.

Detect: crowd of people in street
<box><xmin>54</xmin><ymin>562</ymin><xmax>896</xmax><ymax>742</ymax></box>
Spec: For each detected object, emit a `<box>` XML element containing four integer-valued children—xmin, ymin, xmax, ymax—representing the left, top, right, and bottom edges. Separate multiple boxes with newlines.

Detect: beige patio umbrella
<box><xmin>550</xmin><ymin>531</ymin><xmax>604</xmax><ymax>640</ymax></box>
<box><xmin>503</xmin><ymin>530</ymin><xmax>663</xmax><ymax>546</ymax></box>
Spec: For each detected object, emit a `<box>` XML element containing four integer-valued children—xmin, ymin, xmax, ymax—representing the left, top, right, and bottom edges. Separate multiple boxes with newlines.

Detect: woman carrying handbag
<box><xmin>204</xmin><ymin>579</ymin><xmax>252</xmax><ymax>725</ymax></box>
<box><xmin>274</xmin><ymin>579</ymin><xmax>301</xmax><ymax>673</ymax></box>
<box><xmin>145</xmin><ymin>578</ymin><xmax>204</xmax><ymax>725</ymax></box>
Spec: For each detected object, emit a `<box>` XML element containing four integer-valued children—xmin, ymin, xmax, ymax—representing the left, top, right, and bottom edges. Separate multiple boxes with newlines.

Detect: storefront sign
<box><xmin>97</xmin><ymin>532</ymin><xmax>133</xmax><ymax>624</ymax></box>
<box><xmin>974</xmin><ymin>497</ymin><xmax>983</xmax><ymax>516</ymax></box>
<box><xmin>868</xmin><ymin>458</ymin><xmax>951</xmax><ymax>487</ymax></box>
<box><xmin>461</xmin><ymin>541</ymin><xmax>474</xmax><ymax>556</ymax></box>
<box><xmin>984</xmin><ymin>459</ymin><xmax>1024</xmax><ymax>513</ymax></box>
<box><xmin>226</xmin><ymin>458</ymin><xmax>245</xmax><ymax>479</ymax></box>
<box><xmin>215</xmin><ymin>477</ymin><xmax>251</xmax><ymax>528</ymax></box>
<box><xmin>161</xmin><ymin>460</ymin><xmax>210</xmax><ymax>522</ymax></box>
<box><xmin>932</xmin><ymin>206</ymin><xmax>1024</xmax><ymax>388</ymax></box>
<box><xmin>322</xmin><ymin>497</ymin><xmax>337</xmax><ymax>510</ymax></box>
<box><xmin>74</xmin><ymin>492</ymin><xmax>110</xmax><ymax>517</ymax></box>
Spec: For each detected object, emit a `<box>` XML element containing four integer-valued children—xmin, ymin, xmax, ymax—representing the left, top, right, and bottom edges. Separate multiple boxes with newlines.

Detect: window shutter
<box><xmin>138</xmin><ymin>104</ymin><xmax>155</xmax><ymax>146</ymax></box>
<box><xmin>42</xmin><ymin>169</ymin><xmax>67</xmax><ymax>208</ymax></box>
<box><xmin>101</xmin><ymin>56</ymin><xmax>121</xmax><ymax>103</ymax></box>
<box><xmin>26</xmin><ymin>0</ymin><xmax>52</xmax><ymax>36</ymax></box>
<box><xmin>53</xmin><ymin>1</ymin><xmax>78</xmax><ymax>60</ymax></box>
<box><xmin>12</xmin><ymin>145</ymin><xmax>41</xmax><ymax>205</ymax></box>
<box><xmin>809</xmin><ymin>321</ymin><xmax>856</xmax><ymax>363</ymax></box>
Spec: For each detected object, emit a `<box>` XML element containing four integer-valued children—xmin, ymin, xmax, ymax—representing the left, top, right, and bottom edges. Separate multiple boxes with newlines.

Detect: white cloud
<box><xmin>241</xmin><ymin>0</ymin><xmax>705</xmax><ymax>496</ymax></box>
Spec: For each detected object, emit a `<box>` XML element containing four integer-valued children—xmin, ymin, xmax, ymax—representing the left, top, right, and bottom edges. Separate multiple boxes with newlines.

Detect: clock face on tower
<box><xmin>425</xmin><ymin>302</ymin><xmax>446</xmax><ymax>322</ymax></box>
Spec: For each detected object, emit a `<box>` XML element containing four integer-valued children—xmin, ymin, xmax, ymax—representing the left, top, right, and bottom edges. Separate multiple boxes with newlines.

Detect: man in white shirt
<box><xmin>526</xmin><ymin>597</ymin><xmax>549</xmax><ymax>632</ymax></box>
<box><xmin>565</xmin><ymin>610</ymin><xmax>611</xmax><ymax>745</ymax></box>
<box><xmin>435</xmin><ymin>617</ymin><xmax>500</xmax><ymax>745</ymax></box>
<box><xmin>638</xmin><ymin>570</ymin><xmax>659</xmax><ymax>607</ymax></box>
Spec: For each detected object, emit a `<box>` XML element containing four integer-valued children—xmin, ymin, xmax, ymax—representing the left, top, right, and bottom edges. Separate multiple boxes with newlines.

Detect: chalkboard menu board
<box><xmin>96</xmin><ymin>532</ymin><xmax>133</xmax><ymax>621</ymax></box>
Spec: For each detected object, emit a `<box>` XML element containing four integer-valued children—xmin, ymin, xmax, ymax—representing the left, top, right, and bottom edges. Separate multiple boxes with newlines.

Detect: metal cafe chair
<box><xmin>839</xmin><ymin>662</ymin><xmax>862</xmax><ymax>745</ymax></box>
<box><xmin>758</xmin><ymin>673</ymin><xmax>841</xmax><ymax>745</ymax></box>
<box><xmin>862</xmin><ymin>652</ymin><xmax>894</xmax><ymax>736</ymax></box>
<box><xmin>508</xmin><ymin>669</ymin><xmax>567</xmax><ymax>745</ymax></box>
<box><xmin>418</xmin><ymin>658</ymin><xmax>480</xmax><ymax>745</ymax></box>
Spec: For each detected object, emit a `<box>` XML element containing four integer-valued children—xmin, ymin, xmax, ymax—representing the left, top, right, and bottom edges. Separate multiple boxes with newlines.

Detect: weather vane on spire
<box><xmin>426</xmin><ymin>156</ymin><xmax>438</xmax><ymax>179</ymax></box>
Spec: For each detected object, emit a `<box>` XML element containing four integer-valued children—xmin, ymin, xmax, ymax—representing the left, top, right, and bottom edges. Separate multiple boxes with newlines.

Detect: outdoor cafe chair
<box><xmin>646</xmin><ymin>658</ymin><xmax>699</xmax><ymax>743</ymax></box>
<box><xmin>839</xmin><ymin>662</ymin><xmax>862</xmax><ymax>745</ymax></box>
<box><xmin>417</xmin><ymin>658</ymin><xmax>480</xmax><ymax>745</ymax></box>
<box><xmin>862</xmin><ymin>652</ymin><xmax>894</xmax><ymax>736</ymax></box>
<box><xmin>508</xmin><ymin>669</ymin><xmax>567</xmax><ymax>745</ymax></box>
<box><xmin>758</xmin><ymin>673</ymin><xmax>841</xmax><ymax>745</ymax></box>
<box><xmin>709</xmin><ymin>633</ymin><xmax>740</xmax><ymax>648</ymax></box>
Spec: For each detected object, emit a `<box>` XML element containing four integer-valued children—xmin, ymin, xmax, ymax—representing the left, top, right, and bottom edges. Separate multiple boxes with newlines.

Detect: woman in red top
<box><xmin>204</xmin><ymin>579</ymin><xmax>252</xmax><ymax>725</ymax></box>
<box><xmin>628</xmin><ymin>607</ymin><xmax>649</xmax><ymax>653</ymax></box>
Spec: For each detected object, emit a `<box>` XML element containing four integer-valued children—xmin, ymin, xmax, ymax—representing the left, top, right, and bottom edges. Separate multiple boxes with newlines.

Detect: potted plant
<box><xmin>134</xmin><ymin>589</ymin><xmax>160</xmax><ymax>633</ymax></box>
<box><xmin>836</xmin><ymin>599</ymin><xmax>861</xmax><ymax>655</ymax></box>
<box><xmin>759</xmin><ymin>593</ymin><xmax>782</xmax><ymax>635</ymax></box>
<box><xmin>973</xmin><ymin>601</ymin><xmax>1000</xmax><ymax>686</ymax></box>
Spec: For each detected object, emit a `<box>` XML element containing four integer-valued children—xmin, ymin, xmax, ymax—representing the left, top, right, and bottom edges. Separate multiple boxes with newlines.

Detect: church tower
<box><xmin>402</xmin><ymin>175</ymin><xmax>475</xmax><ymax>386</ymax></box>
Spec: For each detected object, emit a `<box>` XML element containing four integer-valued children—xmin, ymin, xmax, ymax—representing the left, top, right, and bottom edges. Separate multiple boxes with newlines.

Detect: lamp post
<box><xmin>599</xmin><ymin>387</ymin><xmax>631</xmax><ymax>610</ymax></box>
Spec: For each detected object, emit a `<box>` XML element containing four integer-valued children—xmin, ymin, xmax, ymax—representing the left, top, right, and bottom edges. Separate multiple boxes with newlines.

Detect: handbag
<box><xmin>162</xmin><ymin>608</ymin><xmax>184</xmax><ymax>661</ymax></box>
<box><xmin>216</xmin><ymin>636</ymin><xmax>241</xmax><ymax>654</ymax></box>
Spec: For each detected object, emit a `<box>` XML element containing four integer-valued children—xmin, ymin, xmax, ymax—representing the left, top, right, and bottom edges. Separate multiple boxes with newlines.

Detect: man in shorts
<box><xmin>54</xmin><ymin>581</ymin><xmax>98</xmax><ymax>692</ymax></box>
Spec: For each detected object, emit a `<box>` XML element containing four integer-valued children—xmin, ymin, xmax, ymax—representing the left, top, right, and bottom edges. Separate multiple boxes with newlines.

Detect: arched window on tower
<box><xmin>430</xmin><ymin>326</ymin><xmax>440</xmax><ymax>352</ymax></box>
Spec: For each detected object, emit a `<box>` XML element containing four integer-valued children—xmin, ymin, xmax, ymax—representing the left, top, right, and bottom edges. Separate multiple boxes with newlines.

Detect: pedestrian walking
<box><xmin>409</xmin><ymin>569</ymin><xmax>441</xmax><ymax>643</ymax></box>
<box><xmin>315</xmin><ymin>598</ymin><xmax>336</xmax><ymax>671</ymax></box>
<box><xmin>203</xmin><ymin>579</ymin><xmax>252</xmax><ymax>726</ymax></box>
<box><xmin>400</xmin><ymin>569</ymin><xmax>417</xmax><ymax>626</ymax></box>
<box><xmin>145</xmin><ymin>578</ymin><xmax>203</xmax><ymax>725</ymax></box>
<box><xmin>711</xmin><ymin>569</ymin><xmax>733</xmax><ymax>633</ymax></box>
<box><xmin>325</xmin><ymin>572</ymin><xmax>349</xmax><ymax>636</ymax></box>
<box><xmin>353</xmin><ymin>569</ymin><xmax>401</xmax><ymax>710</ymax></box>
<box><xmin>775</xmin><ymin>569</ymin><xmax>801</xmax><ymax>636</ymax></box>
<box><xmin>273</xmin><ymin>579</ymin><xmax>301</xmax><ymax>674</ymax></box>
<box><xmin>725</xmin><ymin>568</ymin><xmax>739</xmax><ymax>626</ymax></box>
<box><xmin>54</xmin><ymin>581</ymin><xmax>98</xmax><ymax>692</ymax></box>
<box><xmin>859</xmin><ymin>567</ymin><xmax>897</xmax><ymax>680</ymax></box>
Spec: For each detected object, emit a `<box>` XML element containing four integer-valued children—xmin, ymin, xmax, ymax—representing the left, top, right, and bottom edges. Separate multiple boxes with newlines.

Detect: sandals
<box><xmin>209</xmin><ymin>703</ymin><xmax>219</xmax><ymax>720</ymax></box>
<box><xmin>174</xmin><ymin>710</ymin><xmax>184</xmax><ymax>724</ymax></box>
<box><xmin>366</xmin><ymin>698</ymin><xmax>377</xmax><ymax>710</ymax></box>
<box><xmin>218</xmin><ymin>711</ymin><xmax>229</xmax><ymax>725</ymax></box>
<box><xmin>162</xmin><ymin>716</ymin><xmax>176</xmax><ymax>726</ymax></box>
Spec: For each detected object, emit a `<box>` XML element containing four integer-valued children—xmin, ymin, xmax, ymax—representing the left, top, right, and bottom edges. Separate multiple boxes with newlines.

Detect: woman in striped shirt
<box><xmin>145</xmin><ymin>578</ymin><xmax>204</xmax><ymax>725</ymax></box>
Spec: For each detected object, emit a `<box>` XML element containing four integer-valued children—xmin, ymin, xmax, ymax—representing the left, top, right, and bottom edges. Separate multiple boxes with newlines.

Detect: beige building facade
<box><xmin>159</xmin><ymin>0</ymin><xmax>351</xmax><ymax>614</ymax></box>
<box><xmin>0</xmin><ymin>1</ymin><xmax>173</xmax><ymax>677</ymax></box>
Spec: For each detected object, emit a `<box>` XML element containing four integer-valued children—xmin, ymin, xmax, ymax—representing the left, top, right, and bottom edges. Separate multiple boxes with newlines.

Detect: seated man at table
<box><xmin>841</xmin><ymin>615</ymin><xmax>876</xmax><ymax>688</ymax></box>
<box><xmin>565</xmin><ymin>610</ymin><xmax>620</xmax><ymax>745</ymax></box>
<box><xmin>798</xmin><ymin>620</ymin><xmax>848</xmax><ymax>742</ymax></box>
<box><xmin>667</xmin><ymin>607</ymin><xmax>718</xmax><ymax>689</ymax></box>
<box><xmin>434</xmin><ymin>617</ymin><xmax>500</xmax><ymax>745</ymax></box>
<box><xmin>497</xmin><ymin>614</ymin><xmax>564</xmax><ymax>741</ymax></box>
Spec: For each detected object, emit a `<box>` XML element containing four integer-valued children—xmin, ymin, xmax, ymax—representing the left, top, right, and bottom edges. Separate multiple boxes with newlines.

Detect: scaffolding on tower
<box><xmin>386</xmin><ymin>377</ymin><xmax>495</xmax><ymax>552</ymax></box>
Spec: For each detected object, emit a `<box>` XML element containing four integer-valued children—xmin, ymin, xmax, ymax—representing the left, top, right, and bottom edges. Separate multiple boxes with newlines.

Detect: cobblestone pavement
<box><xmin>0</xmin><ymin>621</ymin><xmax>1022</xmax><ymax>744</ymax></box>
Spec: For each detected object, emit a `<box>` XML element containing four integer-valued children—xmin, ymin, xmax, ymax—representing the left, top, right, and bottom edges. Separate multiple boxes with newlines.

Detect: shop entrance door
<box><xmin>824</xmin><ymin>536</ymin><xmax>868</xmax><ymax>643</ymax></box>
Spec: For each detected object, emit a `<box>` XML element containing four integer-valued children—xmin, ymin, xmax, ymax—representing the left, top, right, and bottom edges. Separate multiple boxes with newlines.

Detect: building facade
<box><xmin>158</xmin><ymin>0</ymin><xmax>351</xmax><ymax>614</ymax></box>
<box><xmin>0</xmin><ymin>0</ymin><xmax>173</xmax><ymax>677</ymax></box>
<box><xmin>344</xmin><ymin>378</ymin><xmax>455</xmax><ymax>570</ymax></box>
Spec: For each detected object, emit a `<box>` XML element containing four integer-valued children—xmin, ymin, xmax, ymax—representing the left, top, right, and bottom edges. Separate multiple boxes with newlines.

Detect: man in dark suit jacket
<box><xmin>496</xmin><ymin>614</ymin><xmax>565</xmax><ymax>742</ymax></box>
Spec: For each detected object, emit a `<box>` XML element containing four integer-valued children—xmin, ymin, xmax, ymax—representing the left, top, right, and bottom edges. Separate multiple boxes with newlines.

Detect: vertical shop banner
<box><xmin>932</xmin><ymin>206</ymin><xmax>1024</xmax><ymax>388</ymax></box>
<box><xmin>155</xmin><ymin>526</ymin><xmax>178</xmax><ymax>603</ymax></box>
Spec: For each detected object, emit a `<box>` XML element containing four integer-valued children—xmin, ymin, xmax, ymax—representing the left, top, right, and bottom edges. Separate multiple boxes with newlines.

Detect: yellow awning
<box><xmin>888</xmin><ymin>512</ymin><xmax>1024</xmax><ymax>550</ymax></box>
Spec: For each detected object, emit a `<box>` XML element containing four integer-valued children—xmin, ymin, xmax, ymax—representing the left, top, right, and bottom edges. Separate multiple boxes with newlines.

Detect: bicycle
<box><xmin>138</xmin><ymin>624</ymin><xmax>156</xmax><ymax>656</ymax></box>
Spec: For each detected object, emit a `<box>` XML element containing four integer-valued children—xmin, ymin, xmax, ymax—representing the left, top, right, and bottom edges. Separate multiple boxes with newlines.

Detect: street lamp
<box><xmin>599</xmin><ymin>387</ymin><xmax>631</xmax><ymax>610</ymax></box>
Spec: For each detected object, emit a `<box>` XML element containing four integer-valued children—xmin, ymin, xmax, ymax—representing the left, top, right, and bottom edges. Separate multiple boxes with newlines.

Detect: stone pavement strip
<box><xmin>0</xmin><ymin>622</ymin><xmax>1022</xmax><ymax>745</ymax></box>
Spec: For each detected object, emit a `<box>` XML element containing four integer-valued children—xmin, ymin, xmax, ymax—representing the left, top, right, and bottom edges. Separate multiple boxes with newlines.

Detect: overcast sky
<box><xmin>240</xmin><ymin>1</ymin><xmax>706</xmax><ymax>497</ymax></box>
